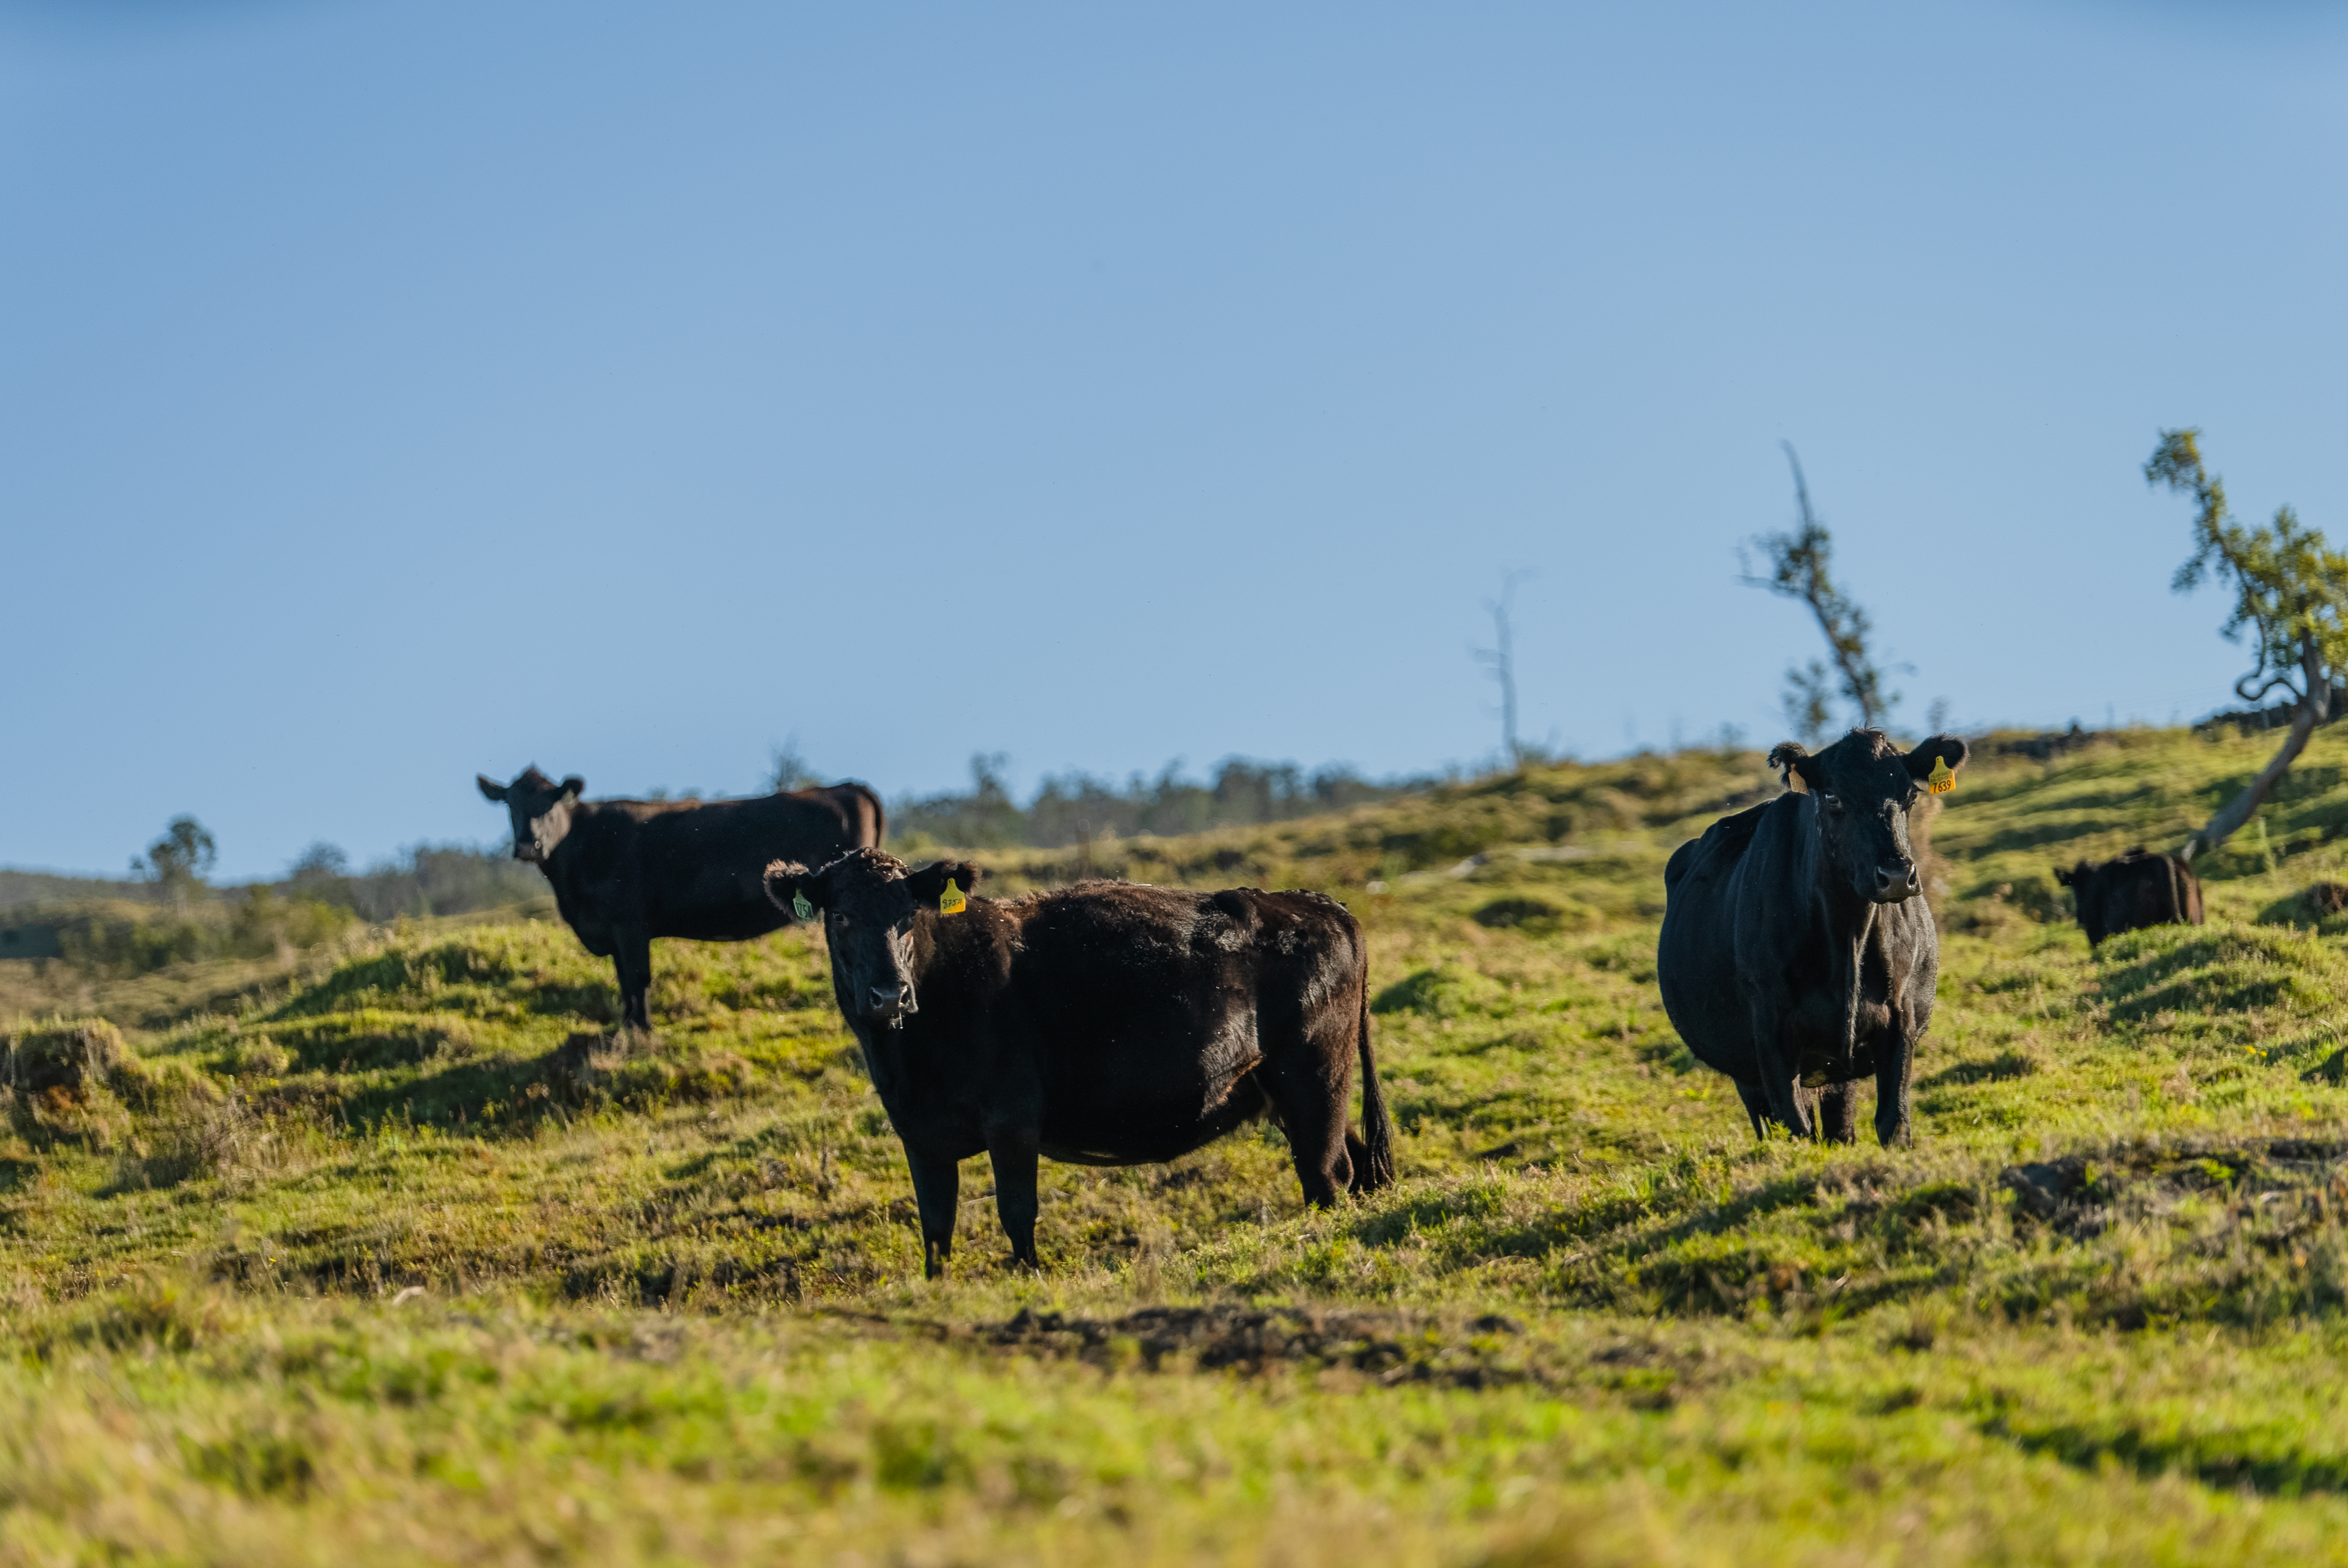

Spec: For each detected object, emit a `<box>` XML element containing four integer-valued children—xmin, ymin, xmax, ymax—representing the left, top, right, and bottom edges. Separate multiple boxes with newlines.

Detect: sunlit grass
<box><xmin>10</xmin><ymin>724</ymin><xmax>2348</xmax><ymax>1561</ymax></box>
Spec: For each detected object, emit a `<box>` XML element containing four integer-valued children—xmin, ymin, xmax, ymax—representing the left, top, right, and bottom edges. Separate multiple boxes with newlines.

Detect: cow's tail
<box><xmin>1353</xmin><ymin>969</ymin><xmax>1397</xmax><ymax>1194</ymax></box>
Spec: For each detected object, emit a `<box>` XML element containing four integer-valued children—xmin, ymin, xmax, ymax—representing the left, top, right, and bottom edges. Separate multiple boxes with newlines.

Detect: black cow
<box><xmin>1656</xmin><ymin>729</ymin><xmax>1969</xmax><ymax>1146</ymax></box>
<box><xmin>761</xmin><ymin>849</ymin><xmax>1396</xmax><ymax>1277</ymax></box>
<box><xmin>477</xmin><ymin>767</ymin><xmax>884</xmax><ymax>1030</ymax></box>
<box><xmin>2054</xmin><ymin>848</ymin><xmax>2203</xmax><ymax>946</ymax></box>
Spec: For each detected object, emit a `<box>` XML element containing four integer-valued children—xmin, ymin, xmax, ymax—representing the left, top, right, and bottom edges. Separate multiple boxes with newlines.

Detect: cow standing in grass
<box><xmin>477</xmin><ymin>767</ymin><xmax>883</xmax><ymax>1030</ymax></box>
<box><xmin>2054</xmin><ymin>849</ymin><xmax>2204</xmax><ymax>946</ymax></box>
<box><xmin>1656</xmin><ymin>729</ymin><xmax>1969</xmax><ymax>1145</ymax></box>
<box><xmin>763</xmin><ymin>849</ymin><xmax>1396</xmax><ymax>1277</ymax></box>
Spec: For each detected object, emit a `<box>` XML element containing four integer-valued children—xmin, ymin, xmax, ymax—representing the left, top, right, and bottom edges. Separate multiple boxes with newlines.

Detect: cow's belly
<box><xmin>1039</xmin><ymin>1072</ymin><xmax>1269</xmax><ymax>1165</ymax></box>
<box><xmin>1781</xmin><ymin>991</ymin><xmax>1896</xmax><ymax>1083</ymax></box>
<box><xmin>650</xmin><ymin>897</ymin><xmax>789</xmax><ymax>943</ymax></box>
<box><xmin>1036</xmin><ymin>1018</ymin><xmax>1268</xmax><ymax>1164</ymax></box>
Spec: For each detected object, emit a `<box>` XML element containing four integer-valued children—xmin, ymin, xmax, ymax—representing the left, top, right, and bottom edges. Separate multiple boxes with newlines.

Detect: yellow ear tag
<box><xmin>791</xmin><ymin>892</ymin><xmax>815</xmax><ymax>921</ymax></box>
<box><xmin>939</xmin><ymin>878</ymin><xmax>967</xmax><ymax>916</ymax></box>
<box><xmin>1927</xmin><ymin>756</ymin><xmax>1955</xmax><ymax>796</ymax></box>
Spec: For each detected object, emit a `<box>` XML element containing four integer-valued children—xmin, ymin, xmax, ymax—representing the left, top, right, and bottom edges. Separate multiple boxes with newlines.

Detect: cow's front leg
<box><xmin>1812</xmin><ymin>1080</ymin><xmax>1861</xmax><ymax>1144</ymax></box>
<box><xmin>1875</xmin><ymin>1022</ymin><xmax>1917</xmax><ymax>1148</ymax></box>
<box><xmin>985</xmin><ymin>1131</ymin><xmax>1042</xmax><ymax>1271</ymax></box>
<box><xmin>614</xmin><ymin>929</ymin><xmax>654</xmax><ymax>1033</ymax></box>
<box><xmin>903</xmin><ymin>1147</ymin><xmax>960</xmax><ymax>1280</ymax></box>
<box><xmin>1747</xmin><ymin>1003</ymin><xmax>1812</xmax><ymax>1138</ymax></box>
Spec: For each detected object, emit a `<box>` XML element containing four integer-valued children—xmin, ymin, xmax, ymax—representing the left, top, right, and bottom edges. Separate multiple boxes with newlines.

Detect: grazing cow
<box><xmin>477</xmin><ymin>767</ymin><xmax>883</xmax><ymax>1030</ymax></box>
<box><xmin>761</xmin><ymin>849</ymin><xmax>1396</xmax><ymax>1277</ymax></box>
<box><xmin>2053</xmin><ymin>848</ymin><xmax>2203</xmax><ymax>946</ymax></box>
<box><xmin>1656</xmin><ymin>729</ymin><xmax>1970</xmax><ymax>1146</ymax></box>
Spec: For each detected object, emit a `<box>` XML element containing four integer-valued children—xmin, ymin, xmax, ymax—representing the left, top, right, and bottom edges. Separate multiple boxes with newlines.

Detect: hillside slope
<box><xmin>8</xmin><ymin>726</ymin><xmax>2348</xmax><ymax>1564</ymax></box>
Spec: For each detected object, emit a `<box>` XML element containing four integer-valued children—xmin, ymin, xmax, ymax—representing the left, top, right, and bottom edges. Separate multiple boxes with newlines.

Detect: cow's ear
<box><xmin>477</xmin><ymin>775</ymin><xmax>509</xmax><ymax>803</ymax></box>
<box><xmin>764</xmin><ymin>860</ymin><xmax>818</xmax><ymax>917</ymax></box>
<box><xmin>1767</xmin><ymin>741</ymin><xmax>1822</xmax><ymax>793</ymax></box>
<box><xmin>559</xmin><ymin>776</ymin><xmax>586</xmax><ymax>801</ymax></box>
<box><xmin>904</xmin><ymin>860</ymin><xmax>984</xmax><ymax>907</ymax></box>
<box><xmin>1904</xmin><ymin>735</ymin><xmax>1968</xmax><ymax>781</ymax></box>
<box><xmin>2053</xmin><ymin>865</ymin><xmax>2074</xmax><ymax>888</ymax></box>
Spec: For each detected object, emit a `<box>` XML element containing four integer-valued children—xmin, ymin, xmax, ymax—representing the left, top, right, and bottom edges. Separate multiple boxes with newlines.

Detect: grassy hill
<box><xmin>9</xmin><ymin>725</ymin><xmax>2348</xmax><ymax>1563</ymax></box>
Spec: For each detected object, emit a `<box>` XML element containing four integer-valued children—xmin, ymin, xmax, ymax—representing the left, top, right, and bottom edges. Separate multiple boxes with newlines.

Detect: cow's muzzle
<box><xmin>868</xmin><ymin>982</ymin><xmax>916</xmax><ymax>1024</ymax></box>
<box><xmin>513</xmin><ymin>843</ymin><xmax>543</xmax><ymax>863</ymax></box>
<box><xmin>1872</xmin><ymin>862</ymin><xmax>1921</xmax><ymax>902</ymax></box>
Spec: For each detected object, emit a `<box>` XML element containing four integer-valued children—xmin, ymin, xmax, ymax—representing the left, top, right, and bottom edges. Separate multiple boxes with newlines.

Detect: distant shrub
<box><xmin>332</xmin><ymin>844</ymin><xmax>547</xmax><ymax>921</ymax></box>
<box><xmin>51</xmin><ymin>892</ymin><xmax>353</xmax><ymax>977</ymax></box>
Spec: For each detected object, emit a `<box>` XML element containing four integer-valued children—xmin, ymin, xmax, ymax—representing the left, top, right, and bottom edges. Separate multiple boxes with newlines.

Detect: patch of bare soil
<box><xmin>845</xmin><ymin>1303</ymin><xmax>1542</xmax><ymax>1388</ymax></box>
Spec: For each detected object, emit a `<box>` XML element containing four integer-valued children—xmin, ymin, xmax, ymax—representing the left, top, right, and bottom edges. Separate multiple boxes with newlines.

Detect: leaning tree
<box><xmin>2149</xmin><ymin>429</ymin><xmax>2348</xmax><ymax>862</ymax></box>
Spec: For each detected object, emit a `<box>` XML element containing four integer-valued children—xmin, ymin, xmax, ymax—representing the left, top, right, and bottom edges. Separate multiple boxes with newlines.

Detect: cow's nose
<box><xmin>869</xmin><ymin>982</ymin><xmax>915</xmax><ymax>1019</ymax></box>
<box><xmin>1875</xmin><ymin>863</ymin><xmax>1919</xmax><ymax>900</ymax></box>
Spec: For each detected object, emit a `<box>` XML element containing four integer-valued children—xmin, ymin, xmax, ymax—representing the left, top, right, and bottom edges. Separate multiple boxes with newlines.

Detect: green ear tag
<box><xmin>1927</xmin><ymin>756</ymin><xmax>1955</xmax><ymax>796</ymax></box>
<box><xmin>792</xmin><ymin>892</ymin><xmax>815</xmax><ymax>921</ymax></box>
<box><xmin>939</xmin><ymin>878</ymin><xmax>967</xmax><ymax>916</ymax></box>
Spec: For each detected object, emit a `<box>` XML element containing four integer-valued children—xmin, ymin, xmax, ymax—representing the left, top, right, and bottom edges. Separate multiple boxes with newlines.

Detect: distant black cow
<box><xmin>477</xmin><ymin>767</ymin><xmax>883</xmax><ymax>1030</ymax></box>
<box><xmin>761</xmin><ymin>849</ymin><xmax>1396</xmax><ymax>1277</ymax></box>
<box><xmin>1656</xmin><ymin>729</ymin><xmax>1970</xmax><ymax>1146</ymax></box>
<box><xmin>2054</xmin><ymin>848</ymin><xmax>2203</xmax><ymax>947</ymax></box>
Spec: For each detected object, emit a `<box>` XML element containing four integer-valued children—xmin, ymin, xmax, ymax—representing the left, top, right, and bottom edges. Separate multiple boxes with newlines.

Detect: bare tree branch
<box><xmin>1737</xmin><ymin>443</ymin><xmax>1897</xmax><ymax>738</ymax></box>
<box><xmin>1472</xmin><ymin>570</ymin><xmax>1534</xmax><ymax>770</ymax></box>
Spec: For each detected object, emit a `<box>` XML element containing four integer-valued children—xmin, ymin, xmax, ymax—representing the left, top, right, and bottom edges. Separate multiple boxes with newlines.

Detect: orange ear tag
<box><xmin>1928</xmin><ymin>756</ymin><xmax>1955</xmax><ymax>796</ymax></box>
<box><xmin>939</xmin><ymin>879</ymin><xmax>967</xmax><ymax>916</ymax></box>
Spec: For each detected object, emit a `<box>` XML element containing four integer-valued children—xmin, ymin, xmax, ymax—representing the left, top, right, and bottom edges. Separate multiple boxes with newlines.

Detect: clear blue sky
<box><xmin>4</xmin><ymin>1</ymin><xmax>2344</xmax><ymax>879</ymax></box>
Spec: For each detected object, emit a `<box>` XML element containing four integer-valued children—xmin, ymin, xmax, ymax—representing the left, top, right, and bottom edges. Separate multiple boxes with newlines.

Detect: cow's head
<box><xmin>764</xmin><ymin>848</ymin><xmax>984</xmax><ymax>1027</ymax></box>
<box><xmin>1768</xmin><ymin>730</ymin><xmax>1968</xmax><ymax>904</ymax></box>
<box><xmin>476</xmin><ymin>767</ymin><xmax>586</xmax><ymax>863</ymax></box>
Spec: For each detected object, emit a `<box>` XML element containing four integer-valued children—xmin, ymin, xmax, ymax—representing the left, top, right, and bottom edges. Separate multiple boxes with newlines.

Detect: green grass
<box><xmin>12</xmin><ymin>724</ymin><xmax>2348</xmax><ymax>1562</ymax></box>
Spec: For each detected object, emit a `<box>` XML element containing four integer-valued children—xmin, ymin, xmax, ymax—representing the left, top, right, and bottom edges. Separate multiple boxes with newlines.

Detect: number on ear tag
<box><xmin>792</xmin><ymin>892</ymin><xmax>815</xmax><ymax>921</ymax></box>
<box><xmin>1927</xmin><ymin>755</ymin><xmax>1955</xmax><ymax>796</ymax></box>
<box><xmin>939</xmin><ymin>878</ymin><xmax>967</xmax><ymax>916</ymax></box>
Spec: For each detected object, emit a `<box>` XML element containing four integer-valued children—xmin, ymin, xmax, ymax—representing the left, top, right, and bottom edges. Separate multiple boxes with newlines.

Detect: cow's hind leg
<box><xmin>1747</xmin><ymin>1004</ymin><xmax>1813</xmax><ymax>1138</ymax></box>
<box><xmin>614</xmin><ymin>929</ymin><xmax>654</xmax><ymax>1033</ymax></box>
<box><xmin>1259</xmin><ymin>1051</ymin><xmax>1353</xmax><ymax>1208</ymax></box>
<box><xmin>986</xmin><ymin>1131</ymin><xmax>1042</xmax><ymax>1272</ymax></box>
<box><xmin>903</xmin><ymin>1148</ymin><xmax>960</xmax><ymax>1280</ymax></box>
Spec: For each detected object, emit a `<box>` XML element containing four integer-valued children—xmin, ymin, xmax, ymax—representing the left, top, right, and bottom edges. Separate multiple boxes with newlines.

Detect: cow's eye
<box><xmin>1817</xmin><ymin>791</ymin><xmax>1840</xmax><ymax>807</ymax></box>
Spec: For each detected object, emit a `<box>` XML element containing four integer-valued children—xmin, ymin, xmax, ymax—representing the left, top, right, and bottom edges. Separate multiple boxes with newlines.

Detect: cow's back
<box><xmin>632</xmin><ymin>790</ymin><xmax>876</xmax><ymax>940</ymax></box>
<box><xmin>1007</xmin><ymin>883</ymin><xmax>1363</xmax><ymax>1129</ymax></box>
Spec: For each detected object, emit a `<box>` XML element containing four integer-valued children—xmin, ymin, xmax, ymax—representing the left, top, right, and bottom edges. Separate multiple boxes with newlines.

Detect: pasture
<box><xmin>9</xmin><ymin>723</ymin><xmax>2348</xmax><ymax>1564</ymax></box>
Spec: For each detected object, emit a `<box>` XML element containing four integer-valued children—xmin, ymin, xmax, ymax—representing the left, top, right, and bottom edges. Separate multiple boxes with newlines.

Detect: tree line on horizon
<box><xmin>872</xmin><ymin>754</ymin><xmax>1433</xmax><ymax>851</ymax></box>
